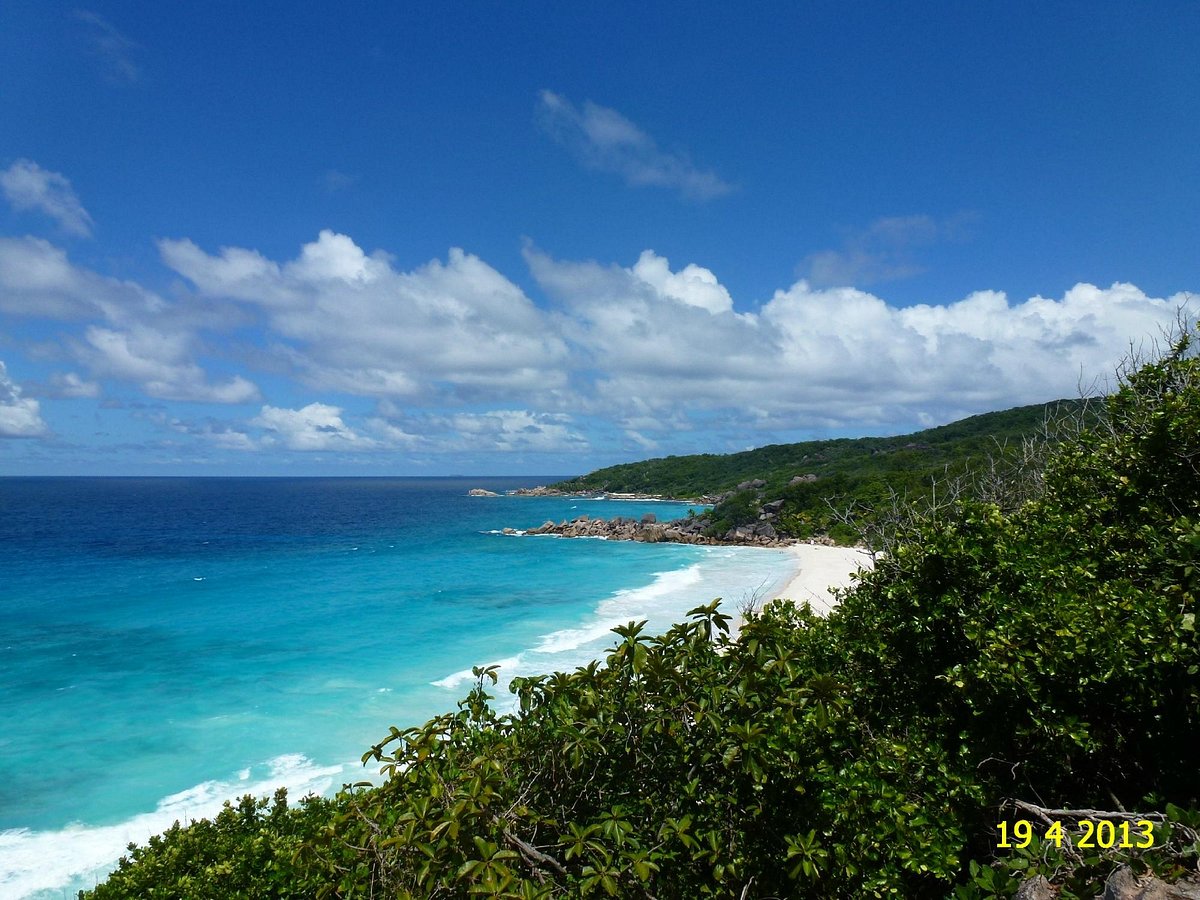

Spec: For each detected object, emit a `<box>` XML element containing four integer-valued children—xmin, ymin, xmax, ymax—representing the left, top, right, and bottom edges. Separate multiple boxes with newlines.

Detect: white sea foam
<box><xmin>534</xmin><ymin>564</ymin><xmax>704</xmax><ymax>655</ymax></box>
<box><xmin>430</xmin><ymin>562</ymin><xmax>712</xmax><ymax>692</ymax></box>
<box><xmin>431</xmin><ymin>654</ymin><xmax>524</xmax><ymax>690</ymax></box>
<box><xmin>0</xmin><ymin>754</ymin><xmax>346</xmax><ymax>899</ymax></box>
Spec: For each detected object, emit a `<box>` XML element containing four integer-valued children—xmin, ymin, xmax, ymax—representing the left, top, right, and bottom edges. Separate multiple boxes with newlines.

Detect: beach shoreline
<box><xmin>730</xmin><ymin>542</ymin><xmax>873</xmax><ymax>634</ymax></box>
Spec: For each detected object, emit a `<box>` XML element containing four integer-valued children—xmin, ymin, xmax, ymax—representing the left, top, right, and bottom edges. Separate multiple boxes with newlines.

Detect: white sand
<box><xmin>773</xmin><ymin>543</ymin><xmax>873</xmax><ymax>616</ymax></box>
<box><xmin>720</xmin><ymin>542</ymin><xmax>873</xmax><ymax>633</ymax></box>
<box><xmin>728</xmin><ymin>543</ymin><xmax>873</xmax><ymax>635</ymax></box>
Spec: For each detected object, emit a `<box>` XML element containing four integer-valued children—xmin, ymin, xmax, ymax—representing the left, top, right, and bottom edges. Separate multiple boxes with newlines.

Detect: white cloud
<box><xmin>448</xmin><ymin>409</ymin><xmax>587</xmax><ymax>452</ymax></box>
<box><xmin>162</xmin><ymin>231</ymin><xmax>569</xmax><ymax>402</ymax></box>
<box><xmin>631</xmin><ymin>250</ymin><xmax>733</xmax><ymax>314</ymax></box>
<box><xmin>48</xmin><ymin>372</ymin><xmax>101</xmax><ymax>398</ymax></box>
<box><xmin>160</xmin><ymin>415</ymin><xmax>257</xmax><ymax>451</ymax></box>
<box><xmin>80</xmin><ymin>325</ymin><xmax>260</xmax><ymax>404</ymax></box>
<box><xmin>0</xmin><ymin>236</ymin><xmax>161</xmax><ymax>320</ymax></box>
<box><xmin>0</xmin><ymin>362</ymin><xmax>48</xmax><ymax>438</ymax></box>
<box><xmin>0</xmin><ymin>160</ymin><xmax>94</xmax><ymax>237</ymax></box>
<box><xmin>252</xmin><ymin>402</ymin><xmax>375</xmax><ymax>451</ymax></box>
<box><xmin>1</xmin><ymin>225</ymin><xmax>1191</xmax><ymax>461</ymax></box>
<box><xmin>158</xmin><ymin>238</ymin><xmax>290</xmax><ymax>306</ymax></box>
<box><xmin>537</xmin><ymin>90</ymin><xmax>732</xmax><ymax>201</ymax></box>
<box><xmin>527</xmin><ymin>244</ymin><xmax>1188</xmax><ymax>433</ymax></box>
<box><xmin>0</xmin><ymin>237</ymin><xmax>258</xmax><ymax>404</ymax></box>
<box><xmin>525</xmin><ymin>245</ymin><xmax>769</xmax><ymax>420</ymax></box>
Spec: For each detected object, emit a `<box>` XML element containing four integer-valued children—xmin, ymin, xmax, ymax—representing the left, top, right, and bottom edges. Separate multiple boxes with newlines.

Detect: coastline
<box><xmin>730</xmin><ymin>542</ymin><xmax>873</xmax><ymax>634</ymax></box>
<box><xmin>482</xmin><ymin>488</ymin><xmax>873</xmax><ymax>631</ymax></box>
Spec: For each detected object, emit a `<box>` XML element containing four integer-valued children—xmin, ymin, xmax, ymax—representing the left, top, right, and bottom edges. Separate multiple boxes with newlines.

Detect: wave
<box><xmin>533</xmin><ymin>564</ymin><xmax>704</xmax><ymax>654</ymax></box>
<box><xmin>430</xmin><ymin>654</ymin><xmax>524</xmax><ymax>690</ymax></box>
<box><xmin>0</xmin><ymin>754</ymin><xmax>346</xmax><ymax>899</ymax></box>
<box><xmin>430</xmin><ymin>562</ymin><xmax>709</xmax><ymax>692</ymax></box>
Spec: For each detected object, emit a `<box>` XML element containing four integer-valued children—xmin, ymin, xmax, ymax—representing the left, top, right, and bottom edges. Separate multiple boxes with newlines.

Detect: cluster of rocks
<box><xmin>489</xmin><ymin>472</ymin><xmax>827</xmax><ymax>547</ymax></box>
<box><xmin>509</xmin><ymin>511</ymin><xmax>794</xmax><ymax>547</ymax></box>
<box><xmin>503</xmin><ymin>485</ymin><xmax>713</xmax><ymax>503</ymax></box>
<box><xmin>507</xmin><ymin>485</ymin><xmax>569</xmax><ymax>497</ymax></box>
<box><xmin>1015</xmin><ymin>867</ymin><xmax>1200</xmax><ymax>899</ymax></box>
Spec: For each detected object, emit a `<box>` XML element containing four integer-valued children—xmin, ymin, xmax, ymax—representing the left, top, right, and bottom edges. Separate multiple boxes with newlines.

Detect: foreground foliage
<box><xmin>85</xmin><ymin>335</ymin><xmax>1200</xmax><ymax>898</ymax></box>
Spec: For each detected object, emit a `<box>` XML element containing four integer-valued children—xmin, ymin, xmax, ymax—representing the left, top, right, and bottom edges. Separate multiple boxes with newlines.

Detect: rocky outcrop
<box><xmin>468</xmin><ymin>488</ymin><xmax>500</xmax><ymax>497</ymax></box>
<box><xmin>1100</xmin><ymin>868</ymin><xmax>1200</xmax><ymax>900</ymax></box>
<box><xmin>509</xmin><ymin>485</ymin><xmax>569</xmax><ymax>497</ymax></box>
<box><xmin>1011</xmin><ymin>867</ymin><xmax>1200</xmax><ymax>900</ymax></box>
<box><xmin>520</xmin><ymin>512</ymin><xmax>791</xmax><ymax>547</ymax></box>
<box><xmin>507</xmin><ymin>485</ymin><xmax>716</xmax><ymax>503</ymax></box>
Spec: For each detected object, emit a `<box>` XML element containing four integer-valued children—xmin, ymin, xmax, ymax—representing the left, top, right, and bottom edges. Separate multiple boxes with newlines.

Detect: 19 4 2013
<box><xmin>997</xmin><ymin>819</ymin><xmax>1156</xmax><ymax>850</ymax></box>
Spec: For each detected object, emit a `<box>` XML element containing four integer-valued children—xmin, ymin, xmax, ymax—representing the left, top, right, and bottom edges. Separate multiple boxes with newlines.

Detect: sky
<box><xmin>0</xmin><ymin>1</ymin><xmax>1197</xmax><ymax>476</ymax></box>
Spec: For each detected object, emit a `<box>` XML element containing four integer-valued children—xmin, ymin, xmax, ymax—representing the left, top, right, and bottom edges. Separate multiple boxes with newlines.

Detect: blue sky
<box><xmin>1</xmin><ymin>1</ymin><xmax>1196</xmax><ymax>475</ymax></box>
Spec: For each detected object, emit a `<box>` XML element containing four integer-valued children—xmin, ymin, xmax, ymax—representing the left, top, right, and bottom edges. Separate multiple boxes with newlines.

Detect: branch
<box><xmin>503</xmin><ymin>830</ymin><xmax>569</xmax><ymax>878</ymax></box>
<box><xmin>1009</xmin><ymin>800</ymin><xmax>1166</xmax><ymax>823</ymax></box>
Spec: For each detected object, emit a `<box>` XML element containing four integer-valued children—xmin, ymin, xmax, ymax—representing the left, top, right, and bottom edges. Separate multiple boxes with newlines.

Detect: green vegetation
<box><xmin>84</xmin><ymin>334</ymin><xmax>1200</xmax><ymax>898</ymax></box>
<box><xmin>553</xmin><ymin>399</ymin><xmax>1093</xmax><ymax>543</ymax></box>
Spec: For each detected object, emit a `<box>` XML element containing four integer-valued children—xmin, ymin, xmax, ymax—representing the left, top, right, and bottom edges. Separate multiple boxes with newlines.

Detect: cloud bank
<box><xmin>0</xmin><ymin>227</ymin><xmax>1190</xmax><ymax>460</ymax></box>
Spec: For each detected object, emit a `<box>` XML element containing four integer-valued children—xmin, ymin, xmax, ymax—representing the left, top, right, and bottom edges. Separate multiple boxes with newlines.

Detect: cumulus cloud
<box><xmin>252</xmin><ymin>403</ymin><xmax>375</xmax><ymax>451</ymax></box>
<box><xmin>162</xmin><ymin>230</ymin><xmax>569</xmax><ymax>402</ymax></box>
<box><xmin>525</xmin><ymin>245</ymin><xmax>769</xmax><ymax>418</ymax></box>
<box><xmin>537</xmin><ymin>90</ymin><xmax>732</xmax><ymax>201</ymax></box>
<box><xmin>0</xmin><ymin>362</ymin><xmax>48</xmax><ymax>437</ymax></box>
<box><xmin>1</xmin><ymin>225</ymin><xmax>1190</xmax><ymax>462</ymax></box>
<box><xmin>79</xmin><ymin>325</ymin><xmax>260</xmax><ymax>404</ymax></box>
<box><xmin>527</xmin><ymin>244</ymin><xmax>1188</xmax><ymax>434</ymax></box>
<box><xmin>448</xmin><ymin>409</ymin><xmax>587</xmax><ymax>452</ymax></box>
<box><xmin>0</xmin><ymin>237</ymin><xmax>259</xmax><ymax>404</ymax></box>
<box><xmin>800</xmin><ymin>213</ymin><xmax>977</xmax><ymax>287</ymax></box>
<box><xmin>0</xmin><ymin>160</ymin><xmax>94</xmax><ymax>237</ymax></box>
<box><xmin>364</xmin><ymin>407</ymin><xmax>588</xmax><ymax>454</ymax></box>
<box><xmin>0</xmin><ymin>236</ymin><xmax>160</xmax><ymax>319</ymax></box>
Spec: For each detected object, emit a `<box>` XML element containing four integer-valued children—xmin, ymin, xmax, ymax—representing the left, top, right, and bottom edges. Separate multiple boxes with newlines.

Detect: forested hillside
<box><xmin>557</xmin><ymin>400</ymin><xmax>1094</xmax><ymax>543</ymax></box>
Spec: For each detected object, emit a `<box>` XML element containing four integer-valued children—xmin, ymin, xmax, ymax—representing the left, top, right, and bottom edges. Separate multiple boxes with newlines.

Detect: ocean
<box><xmin>0</xmin><ymin>477</ymin><xmax>797</xmax><ymax>898</ymax></box>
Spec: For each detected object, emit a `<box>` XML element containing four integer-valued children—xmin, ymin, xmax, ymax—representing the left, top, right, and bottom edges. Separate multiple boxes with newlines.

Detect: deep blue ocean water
<box><xmin>0</xmin><ymin>477</ymin><xmax>797</xmax><ymax>897</ymax></box>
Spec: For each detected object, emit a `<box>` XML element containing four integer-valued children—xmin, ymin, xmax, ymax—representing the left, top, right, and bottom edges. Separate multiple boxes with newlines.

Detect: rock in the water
<box><xmin>468</xmin><ymin>488</ymin><xmax>500</xmax><ymax>496</ymax></box>
<box><xmin>640</xmin><ymin>512</ymin><xmax>657</xmax><ymax>524</ymax></box>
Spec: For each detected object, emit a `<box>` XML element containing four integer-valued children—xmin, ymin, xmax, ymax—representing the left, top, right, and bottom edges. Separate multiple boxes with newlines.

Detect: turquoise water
<box><xmin>0</xmin><ymin>477</ymin><xmax>797</xmax><ymax>897</ymax></box>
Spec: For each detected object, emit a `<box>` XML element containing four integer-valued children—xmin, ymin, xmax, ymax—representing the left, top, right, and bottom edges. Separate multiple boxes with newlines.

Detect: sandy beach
<box><xmin>733</xmin><ymin>542</ymin><xmax>873</xmax><ymax>633</ymax></box>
